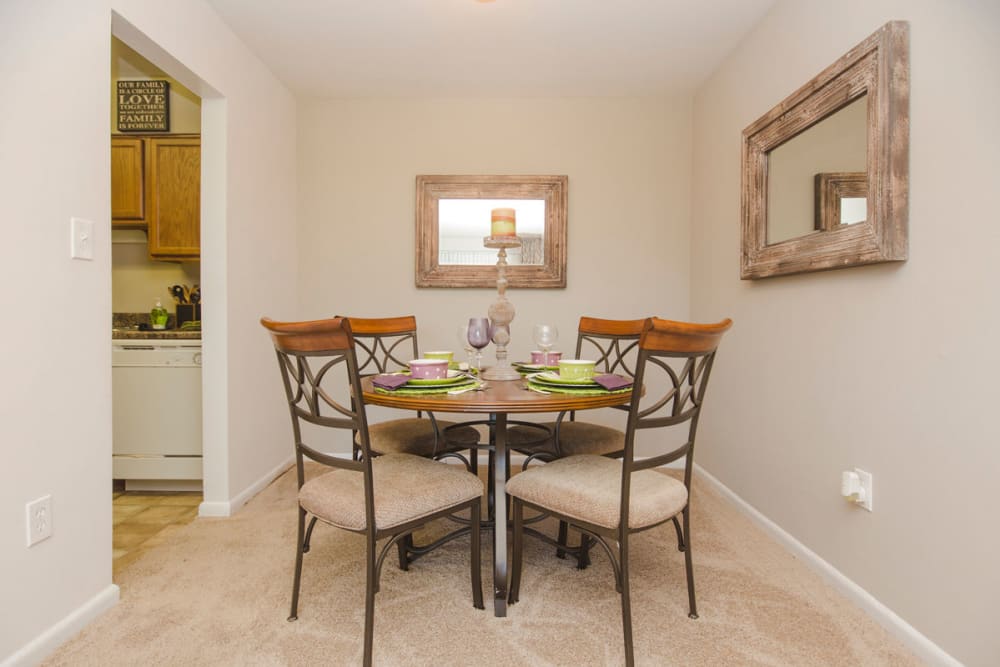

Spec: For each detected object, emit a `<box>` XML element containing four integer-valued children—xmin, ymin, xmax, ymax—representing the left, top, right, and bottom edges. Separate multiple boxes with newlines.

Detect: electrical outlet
<box><xmin>854</xmin><ymin>468</ymin><xmax>873</xmax><ymax>512</ymax></box>
<box><xmin>26</xmin><ymin>495</ymin><xmax>52</xmax><ymax>547</ymax></box>
<box><xmin>841</xmin><ymin>468</ymin><xmax>874</xmax><ymax>512</ymax></box>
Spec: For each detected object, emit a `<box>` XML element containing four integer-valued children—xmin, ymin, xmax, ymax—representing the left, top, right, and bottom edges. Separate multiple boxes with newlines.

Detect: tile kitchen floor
<box><xmin>112</xmin><ymin>490</ymin><xmax>201</xmax><ymax>578</ymax></box>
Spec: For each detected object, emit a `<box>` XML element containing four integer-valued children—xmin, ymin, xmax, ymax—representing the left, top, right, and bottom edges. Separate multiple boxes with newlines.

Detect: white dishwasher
<box><xmin>112</xmin><ymin>339</ymin><xmax>203</xmax><ymax>490</ymax></box>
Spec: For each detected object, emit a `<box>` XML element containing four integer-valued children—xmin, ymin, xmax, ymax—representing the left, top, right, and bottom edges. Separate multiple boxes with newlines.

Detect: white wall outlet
<box><xmin>841</xmin><ymin>468</ymin><xmax>873</xmax><ymax>512</ymax></box>
<box><xmin>855</xmin><ymin>468</ymin><xmax>873</xmax><ymax>511</ymax></box>
<box><xmin>70</xmin><ymin>216</ymin><xmax>94</xmax><ymax>260</ymax></box>
<box><xmin>26</xmin><ymin>495</ymin><xmax>53</xmax><ymax>546</ymax></box>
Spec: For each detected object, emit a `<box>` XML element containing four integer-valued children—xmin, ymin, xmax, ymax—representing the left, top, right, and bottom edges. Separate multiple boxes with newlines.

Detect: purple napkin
<box><xmin>372</xmin><ymin>374</ymin><xmax>409</xmax><ymax>390</ymax></box>
<box><xmin>593</xmin><ymin>374</ymin><xmax>633</xmax><ymax>391</ymax></box>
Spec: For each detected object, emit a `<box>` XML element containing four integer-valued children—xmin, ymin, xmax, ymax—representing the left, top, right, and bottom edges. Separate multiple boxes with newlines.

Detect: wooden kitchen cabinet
<box><xmin>111</xmin><ymin>137</ymin><xmax>145</xmax><ymax>226</ymax></box>
<box><xmin>110</xmin><ymin>134</ymin><xmax>200</xmax><ymax>260</ymax></box>
<box><xmin>146</xmin><ymin>136</ymin><xmax>200</xmax><ymax>260</ymax></box>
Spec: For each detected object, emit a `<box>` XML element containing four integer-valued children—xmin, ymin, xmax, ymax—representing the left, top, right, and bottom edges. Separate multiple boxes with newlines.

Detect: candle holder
<box><xmin>481</xmin><ymin>235</ymin><xmax>523</xmax><ymax>381</ymax></box>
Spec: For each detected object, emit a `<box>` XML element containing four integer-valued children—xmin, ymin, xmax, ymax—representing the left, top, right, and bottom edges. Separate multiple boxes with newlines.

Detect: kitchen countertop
<box><xmin>113</xmin><ymin>328</ymin><xmax>202</xmax><ymax>340</ymax></box>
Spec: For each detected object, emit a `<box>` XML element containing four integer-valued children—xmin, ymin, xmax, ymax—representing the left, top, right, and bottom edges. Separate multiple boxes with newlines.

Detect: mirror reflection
<box><xmin>439</xmin><ymin>199</ymin><xmax>545</xmax><ymax>266</ymax></box>
<box><xmin>415</xmin><ymin>174</ymin><xmax>567</xmax><ymax>288</ymax></box>
<box><xmin>815</xmin><ymin>171</ymin><xmax>867</xmax><ymax>231</ymax></box>
<box><xmin>840</xmin><ymin>198</ymin><xmax>867</xmax><ymax>225</ymax></box>
<box><xmin>766</xmin><ymin>94</ymin><xmax>868</xmax><ymax>244</ymax></box>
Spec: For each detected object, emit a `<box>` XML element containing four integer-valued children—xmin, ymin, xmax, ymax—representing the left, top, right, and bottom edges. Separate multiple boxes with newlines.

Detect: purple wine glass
<box><xmin>467</xmin><ymin>317</ymin><xmax>490</xmax><ymax>376</ymax></box>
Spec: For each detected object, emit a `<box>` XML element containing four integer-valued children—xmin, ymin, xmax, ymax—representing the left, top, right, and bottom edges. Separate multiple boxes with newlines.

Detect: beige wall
<box><xmin>1</xmin><ymin>0</ymin><xmax>298</xmax><ymax>662</ymax></box>
<box><xmin>111</xmin><ymin>230</ymin><xmax>199</xmax><ymax>312</ymax></box>
<box><xmin>296</xmin><ymin>96</ymin><xmax>694</xmax><ymax>441</ymax></box>
<box><xmin>691</xmin><ymin>1</ymin><xmax>1000</xmax><ymax>664</ymax></box>
<box><xmin>1</xmin><ymin>2</ymin><xmax>117</xmax><ymax>660</ymax></box>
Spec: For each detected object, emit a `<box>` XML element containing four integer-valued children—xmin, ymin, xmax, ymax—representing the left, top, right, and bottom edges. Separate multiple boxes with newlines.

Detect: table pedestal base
<box><xmin>491</xmin><ymin>412</ymin><xmax>508</xmax><ymax>616</ymax></box>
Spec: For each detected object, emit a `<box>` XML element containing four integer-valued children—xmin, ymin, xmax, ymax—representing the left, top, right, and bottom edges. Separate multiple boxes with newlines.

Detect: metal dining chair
<box><xmin>508</xmin><ymin>316</ymin><xmax>648</xmax><ymax>463</ymax></box>
<box><xmin>346</xmin><ymin>316</ymin><xmax>480</xmax><ymax>466</ymax></box>
<box><xmin>261</xmin><ymin>316</ymin><xmax>484</xmax><ymax>667</ymax></box>
<box><xmin>507</xmin><ymin>316</ymin><xmax>648</xmax><ymax>562</ymax></box>
<box><xmin>348</xmin><ymin>316</ymin><xmax>483</xmax><ymax>568</ymax></box>
<box><xmin>506</xmin><ymin>317</ymin><xmax>732</xmax><ymax>667</ymax></box>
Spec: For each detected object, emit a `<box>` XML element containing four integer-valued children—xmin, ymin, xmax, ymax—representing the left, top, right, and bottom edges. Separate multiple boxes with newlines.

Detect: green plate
<box><xmin>528</xmin><ymin>371</ymin><xmax>599</xmax><ymax>387</ymax></box>
<box><xmin>526</xmin><ymin>381</ymin><xmax>632</xmax><ymax>396</ymax></box>
<box><xmin>375</xmin><ymin>377</ymin><xmax>478</xmax><ymax>395</ymax></box>
<box><xmin>513</xmin><ymin>362</ymin><xmax>559</xmax><ymax>372</ymax></box>
<box><xmin>395</xmin><ymin>370</ymin><xmax>469</xmax><ymax>386</ymax></box>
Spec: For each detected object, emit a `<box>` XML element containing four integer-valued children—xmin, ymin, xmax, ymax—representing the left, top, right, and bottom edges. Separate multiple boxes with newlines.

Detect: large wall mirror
<box><xmin>741</xmin><ymin>21</ymin><xmax>909</xmax><ymax>279</ymax></box>
<box><xmin>415</xmin><ymin>175</ymin><xmax>567</xmax><ymax>288</ymax></box>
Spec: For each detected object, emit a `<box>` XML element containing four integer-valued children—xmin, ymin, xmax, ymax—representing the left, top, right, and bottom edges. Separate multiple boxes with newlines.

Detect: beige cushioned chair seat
<box><xmin>366</xmin><ymin>419</ymin><xmax>479</xmax><ymax>457</ymax></box>
<box><xmin>299</xmin><ymin>454</ymin><xmax>483</xmax><ymax>531</ymax></box>
<box><xmin>508</xmin><ymin>421</ymin><xmax>625</xmax><ymax>457</ymax></box>
<box><xmin>506</xmin><ymin>455</ymin><xmax>687</xmax><ymax>530</ymax></box>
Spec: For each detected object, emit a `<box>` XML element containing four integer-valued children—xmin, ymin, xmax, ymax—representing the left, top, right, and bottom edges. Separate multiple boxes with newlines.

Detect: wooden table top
<box><xmin>361</xmin><ymin>376</ymin><xmax>633</xmax><ymax>414</ymax></box>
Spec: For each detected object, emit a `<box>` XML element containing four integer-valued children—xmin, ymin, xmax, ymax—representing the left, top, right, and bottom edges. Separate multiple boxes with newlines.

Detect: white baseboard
<box><xmin>693</xmin><ymin>464</ymin><xmax>961</xmax><ymax>667</ymax></box>
<box><xmin>198</xmin><ymin>455</ymin><xmax>294</xmax><ymax>517</ymax></box>
<box><xmin>2</xmin><ymin>584</ymin><xmax>119</xmax><ymax>667</ymax></box>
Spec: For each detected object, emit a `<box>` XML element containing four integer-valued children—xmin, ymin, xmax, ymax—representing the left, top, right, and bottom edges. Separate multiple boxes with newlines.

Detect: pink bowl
<box><xmin>530</xmin><ymin>350</ymin><xmax>563</xmax><ymax>365</ymax></box>
<box><xmin>408</xmin><ymin>359</ymin><xmax>449</xmax><ymax>379</ymax></box>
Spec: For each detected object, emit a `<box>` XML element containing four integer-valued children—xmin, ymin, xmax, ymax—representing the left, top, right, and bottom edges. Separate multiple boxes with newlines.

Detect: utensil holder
<box><xmin>176</xmin><ymin>304</ymin><xmax>201</xmax><ymax>326</ymax></box>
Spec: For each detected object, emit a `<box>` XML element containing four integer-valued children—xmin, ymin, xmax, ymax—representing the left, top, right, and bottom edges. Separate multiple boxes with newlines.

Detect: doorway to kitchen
<box><xmin>109</xmin><ymin>27</ymin><xmax>209</xmax><ymax>581</ymax></box>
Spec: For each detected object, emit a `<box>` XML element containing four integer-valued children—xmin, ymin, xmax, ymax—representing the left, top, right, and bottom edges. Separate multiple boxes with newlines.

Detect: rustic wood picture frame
<box><xmin>740</xmin><ymin>21</ymin><xmax>909</xmax><ymax>280</ymax></box>
<box><xmin>415</xmin><ymin>175</ymin><xmax>568</xmax><ymax>288</ymax></box>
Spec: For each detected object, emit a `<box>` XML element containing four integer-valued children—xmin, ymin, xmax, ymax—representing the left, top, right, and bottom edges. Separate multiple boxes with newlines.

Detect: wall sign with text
<box><xmin>117</xmin><ymin>80</ymin><xmax>170</xmax><ymax>132</ymax></box>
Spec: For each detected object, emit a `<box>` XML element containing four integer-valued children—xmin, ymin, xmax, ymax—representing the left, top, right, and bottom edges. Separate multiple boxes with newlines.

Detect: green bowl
<box><xmin>557</xmin><ymin>359</ymin><xmax>596</xmax><ymax>381</ymax></box>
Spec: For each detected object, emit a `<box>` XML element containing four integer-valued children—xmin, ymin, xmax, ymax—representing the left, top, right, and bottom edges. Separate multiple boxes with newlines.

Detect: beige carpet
<box><xmin>47</xmin><ymin>464</ymin><xmax>921</xmax><ymax>666</ymax></box>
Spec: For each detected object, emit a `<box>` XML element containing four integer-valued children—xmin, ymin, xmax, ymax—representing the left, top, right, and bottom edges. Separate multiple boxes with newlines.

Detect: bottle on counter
<box><xmin>150</xmin><ymin>300</ymin><xmax>169</xmax><ymax>330</ymax></box>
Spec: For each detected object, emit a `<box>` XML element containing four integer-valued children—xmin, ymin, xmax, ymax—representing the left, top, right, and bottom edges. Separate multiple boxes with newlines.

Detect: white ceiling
<box><xmin>205</xmin><ymin>0</ymin><xmax>775</xmax><ymax>98</ymax></box>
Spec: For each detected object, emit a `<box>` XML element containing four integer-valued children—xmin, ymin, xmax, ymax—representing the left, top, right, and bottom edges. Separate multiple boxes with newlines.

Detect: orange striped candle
<box><xmin>490</xmin><ymin>208</ymin><xmax>516</xmax><ymax>237</ymax></box>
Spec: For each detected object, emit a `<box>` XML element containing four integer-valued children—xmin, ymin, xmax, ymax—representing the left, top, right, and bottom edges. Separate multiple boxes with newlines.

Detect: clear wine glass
<box><xmin>456</xmin><ymin>323</ymin><xmax>476</xmax><ymax>369</ymax></box>
<box><xmin>532</xmin><ymin>324</ymin><xmax>559</xmax><ymax>363</ymax></box>
<box><xmin>467</xmin><ymin>317</ymin><xmax>491</xmax><ymax>377</ymax></box>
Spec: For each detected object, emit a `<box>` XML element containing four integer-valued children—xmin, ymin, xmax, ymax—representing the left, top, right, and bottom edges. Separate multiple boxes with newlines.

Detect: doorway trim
<box><xmin>111</xmin><ymin>12</ymin><xmax>229</xmax><ymax>514</ymax></box>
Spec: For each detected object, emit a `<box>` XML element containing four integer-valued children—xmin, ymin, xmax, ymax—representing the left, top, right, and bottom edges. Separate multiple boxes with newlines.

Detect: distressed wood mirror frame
<box><xmin>741</xmin><ymin>21</ymin><xmax>909</xmax><ymax>280</ymax></box>
<box><xmin>415</xmin><ymin>174</ymin><xmax>568</xmax><ymax>288</ymax></box>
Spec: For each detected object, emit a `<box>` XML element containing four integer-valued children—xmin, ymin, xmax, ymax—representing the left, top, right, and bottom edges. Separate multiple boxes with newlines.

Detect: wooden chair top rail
<box><xmin>346</xmin><ymin>315</ymin><xmax>418</xmax><ymax>336</ymax></box>
<box><xmin>260</xmin><ymin>316</ymin><xmax>352</xmax><ymax>353</ymax></box>
<box><xmin>641</xmin><ymin>318</ymin><xmax>733</xmax><ymax>355</ymax></box>
<box><xmin>578</xmin><ymin>316</ymin><xmax>649</xmax><ymax>337</ymax></box>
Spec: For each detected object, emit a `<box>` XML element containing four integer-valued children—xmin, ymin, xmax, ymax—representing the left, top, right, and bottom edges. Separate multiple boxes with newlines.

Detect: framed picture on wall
<box><xmin>117</xmin><ymin>79</ymin><xmax>170</xmax><ymax>132</ymax></box>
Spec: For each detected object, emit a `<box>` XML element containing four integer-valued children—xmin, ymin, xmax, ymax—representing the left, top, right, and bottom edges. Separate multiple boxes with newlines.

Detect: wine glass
<box><xmin>467</xmin><ymin>317</ymin><xmax>491</xmax><ymax>376</ymax></box>
<box><xmin>456</xmin><ymin>323</ymin><xmax>476</xmax><ymax>369</ymax></box>
<box><xmin>532</xmin><ymin>324</ymin><xmax>559</xmax><ymax>364</ymax></box>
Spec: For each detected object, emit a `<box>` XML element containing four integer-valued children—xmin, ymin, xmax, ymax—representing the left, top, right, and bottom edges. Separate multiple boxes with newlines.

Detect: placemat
<box><xmin>525</xmin><ymin>381</ymin><xmax>633</xmax><ymax>396</ymax></box>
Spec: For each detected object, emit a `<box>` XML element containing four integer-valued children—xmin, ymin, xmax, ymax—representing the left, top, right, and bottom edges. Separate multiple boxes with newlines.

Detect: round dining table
<box><xmin>362</xmin><ymin>375</ymin><xmax>633</xmax><ymax>617</ymax></box>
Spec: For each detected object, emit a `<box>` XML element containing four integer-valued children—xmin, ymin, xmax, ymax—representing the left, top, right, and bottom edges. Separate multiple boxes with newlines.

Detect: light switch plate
<box><xmin>71</xmin><ymin>217</ymin><xmax>94</xmax><ymax>260</ymax></box>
